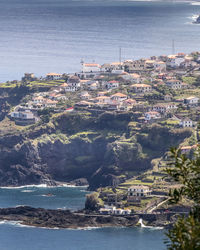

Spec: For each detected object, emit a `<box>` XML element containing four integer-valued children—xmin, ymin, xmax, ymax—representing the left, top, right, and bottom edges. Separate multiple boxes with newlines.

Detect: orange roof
<box><xmin>45</xmin><ymin>99</ymin><xmax>58</xmax><ymax>104</ymax></box>
<box><xmin>132</xmin><ymin>84</ymin><xmax>151</xmax><ymax>88</ymax></box>
<box><xmin>95</xmin><ymin>96</ymin><xmax>110</xmax><ymax>100</ymax></box>
<box><xmin>123</xmin><ymin>98</ymin><xmax>136</xmax><ymax>104</ymax></box>
<box><xmin>61</xmin><ymin>83</ymin><xmax>68</xmax><ymax>87</ymax></box>
<box><xmin>111</xmin><ymin>93</ymin><xmax>127</xmax><ymax>97</ymax></box>
<box><xmin>46</xmin><ymin>73</ymin><xmax>62</xmax><ymax>76</ymax></box>
<box><xmin>130</xmin><ymin>73</ymin><xmax>140</xmax><ymax>78</ymax></box>
<box><xmin>84</xmin><ymin>63</ymin><xmax>100</xmax><ymax>67</ymax></box>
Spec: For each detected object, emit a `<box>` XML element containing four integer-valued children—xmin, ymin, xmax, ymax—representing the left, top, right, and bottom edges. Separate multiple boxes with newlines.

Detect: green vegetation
<box><xmin>165</xmin><ymin>148</ymin><xmax>200</xmax><ymax>250</ymax></box>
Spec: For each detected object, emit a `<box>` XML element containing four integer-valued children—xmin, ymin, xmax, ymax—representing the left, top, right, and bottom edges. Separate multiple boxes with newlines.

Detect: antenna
<box><xmin>119</xmin><ymin>47</ymin><xmax>122</xmax><ymax>68</ymax></box>
<box><xmin>172</xmin><ymin>39</ymin><xmax>175</xmax><ymax>55</ymax></box>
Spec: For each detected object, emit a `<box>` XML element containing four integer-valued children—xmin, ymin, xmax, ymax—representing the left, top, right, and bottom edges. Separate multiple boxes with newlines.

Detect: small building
<box><xmin>120</xmin><ymin>98</ymin><xmax>137</xmax><ymax>111</ymax></box>
<box><xmin>89</xmin><ymin>82</ymin><xmax>99</xmax><ymax>90</ymax></box>
<box><xmin>166</xmin><ymin>55</ymin><xmax>185</xmax><ymax>68</ymax></box>
<box><xmin>180</xmin><ymin>144</ymin><xmax>198</xmax><ymax>154</ymax></box>
<box><xmin>10</xmin><ymin>110</ymin><xmax>36</xmax><ymax>125</ymax></box>
<box><xmin>33</xmin><ymin>96</ymin><xmax>45</xmax><ymax>105</ymax></box>
<box><xmin>111</xmin><ymin>93</ymin><xmax>127</xmax><ymax>102</ymax></box>
<box><xmin>54</xmin><ymin>94</ymin><xmax>67</xmax><ymax>101</ymax></box>
<box><xmin>164</xmin><ymin>94</ymin><xmax>172</xmax><ymax>102</ymax></box>
<box><xmin>179</xmin><ymin>118</ymin><xmax>194</xmax><ymax>128</ymax></box>
<box><xmin>44</xmin><ymin>99</ymin><xmax>58</xmax><ymax>108</ymax></box>
<box><xmin>82</xmin><ymin>63</ymin><xmax>101</xmax><ymax>73</ymax></box>
<box><xmin>22</xmin><ymin>73</ymin><xmax>36</xmax><ymax>82</ymax></box>
<box><xmin>106</xmin><ymin>80</ymin><xmax>119</xmax><ymax>90</ymax></box>
<box><xmin>144</xmin><ymin>111</ymin><xmax>161</xmax><ymax>121</ymax></box>
<box><xmin>94</xmin><ymin>96</ymin><xmax>111</xmax><ymax>104</ymax></box>
<box><xmin>152</xmin><ymin>103</ymin><xmax>177</xmax><ymax>114</ymax></box>
<box><xmin>131</xmin><ymin>84</ymin><xmax>152</xmax><ymax>93</ymax></box>
<box><xmin>184</xmin><ymin>96</ymin><xmax>199</xmax><ymax>106</ymax></box>
<box><xmin>80</xmin><ymin>91</ymin><xmax>91</xmax><ymax>100</ymax></box>
<box><xmin>46</xmin><ymin>73</ymin><xmax>62</xmax><ymax>80</ymax></box>
<box><xmin>165</xmin><ymin>79</ymin><xmax>182</xmax><ymax>89</ymax></box>
<box><xmin>128</xmin><ymin>185</ymin><xmax>151</xmax><ymax>201</ymax></box>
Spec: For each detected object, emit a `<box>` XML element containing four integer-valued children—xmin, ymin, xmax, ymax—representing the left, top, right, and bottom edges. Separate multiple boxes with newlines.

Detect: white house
<box><xmin>144</xmin><ymin>111</ymin><xmax>161</xmax><ymax>121</ymax></box>
<box><xmin>128</xmin><ymin>185</ymin><xmax>151</xmax><ymax>201</ymax></box>
<box><xmin>154</xmin><ymin>61</ymin><xmax>166</xmax><ymax>72</ymax></box>
<box><xmin>89</xmin><ymin>82</ymin><xmax>99</xmax><ymax>90</ymax></box>
<box><xmin>80</xmin><ymin>91</ymin><xmax>91</xmax><ymax>100</ymax></box>
<box><xmin>166</xmin><ymin>55</ymin><xmax>185</xmax><ymax>68</ymax></box>
<box><xmin>184</xmin><ymin>96</ymin><xmax>199</xmax><ymax>106</ymax></box>
<box><xmin>131</xmin><ymin>84</ymin><xmax>152</xmax><ymax>93</ymax></box>
<box><xmin>106</xmin><ymin>80</ymin><xmax>119</xmax><ymax>90</ymax></box>
<box><xmin>111</xmin><ymin>93</ymin><xmax>127</xmax><ymax>102</ymax></box>
<box><xmin>152</xmin><ymin>103</ymin><xmax>177</xmax><ymax>114</ymax></box>
<box><xmin>11</xmin><ymin>110</ymin><xmax>35</xmax><ymax>120</ymax></box>
<box><xmin>33</xmin><ymin>96</ymin><xmax>45</xmax><ymax>104</ymax></box>
<box><xmin>44</xmin><ymin>99</ymin><xmax>58</xmax><ymax>108</ymax></box>
<box><xmin>82</xmin><ymin>63</ymin><xmax>101</xmax><ymax>73</ymax></box>
<box><xmin>46</xmin><ymin>73</ymin><xmax>62</xmax><ymax>80</ymax></box>
<box><xmin>165</xmin><ymin>79</ymin><xmax>182</xmax><ymax>89</ymax></box>
<box><xmin>179</xmin><ymin>118</ymin><xmax>194</xmax><ymax>128</ymax></box>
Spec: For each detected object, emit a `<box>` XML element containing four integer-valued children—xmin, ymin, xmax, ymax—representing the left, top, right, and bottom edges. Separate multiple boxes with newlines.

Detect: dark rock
<box><xmin>194</xmin><ymin>15</ymin><xmax>200</xmax><ymax>24</ymax></box>
<box><xmin>69</xmin><ymin>178</ymin><xmax>89</xmax><ymax>186</ymax></box>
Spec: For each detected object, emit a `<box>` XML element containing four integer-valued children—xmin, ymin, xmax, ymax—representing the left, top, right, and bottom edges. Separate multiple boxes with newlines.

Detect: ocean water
<box><xmin>0</xmin><ymin>0</ymin><xmax>200</xmax><ymax>81</ymax></box>
<box><xmin>0</xmin><ymin>186</ymin><xmax>165</xmax><ymax>250</ymax></box>
<box><xmin>0</xmin><ymin>185</ymin><xmax>89</xmax><ymax>210</ymax></box>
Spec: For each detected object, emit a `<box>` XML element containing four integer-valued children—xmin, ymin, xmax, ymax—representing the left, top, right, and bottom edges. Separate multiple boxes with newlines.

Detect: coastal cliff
<box><xmin>0</xmin><ymin>110</ymin><xmax>192</xmax><ymax>189</ymax></box>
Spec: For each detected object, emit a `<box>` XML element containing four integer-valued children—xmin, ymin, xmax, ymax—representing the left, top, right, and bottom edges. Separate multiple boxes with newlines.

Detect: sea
<box><xmin>0</xmin><ymin>0</ymin><xmax>200</xmax><ymax>82</ymax></box>
<box><xmin>0</xmin><ymin>185</ymin><xmax>165</xmax><ymax>250</ymax></box>
<box><xmin>0</xmin><ymin>1</ymin><xmax>195</xmax><ymax>248</ymax></box>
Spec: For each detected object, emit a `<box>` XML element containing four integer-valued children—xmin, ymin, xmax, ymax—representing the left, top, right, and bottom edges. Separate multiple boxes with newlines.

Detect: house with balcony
<box><xmin>127</xmin><ymin>185</ymin><xmax>151</xmax><ymax>202</ymax></box>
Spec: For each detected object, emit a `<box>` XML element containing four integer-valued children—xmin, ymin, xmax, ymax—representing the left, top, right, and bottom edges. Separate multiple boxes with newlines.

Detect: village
<box><xmin>5</xmin><ymin>51</ymin><xmax>200</xmax><ymax>215</ymax></box>
<box><xmin>9</xmin><ymin>51</ymin><xmax>200</xmax><ymax>140</ymax></box>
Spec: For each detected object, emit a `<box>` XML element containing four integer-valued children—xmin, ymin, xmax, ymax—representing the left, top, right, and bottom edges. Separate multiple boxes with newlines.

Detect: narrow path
<box><xmin>147</xmin><ymin>198</ymin><xmax>170</xmax><ymax>214</ymax></box>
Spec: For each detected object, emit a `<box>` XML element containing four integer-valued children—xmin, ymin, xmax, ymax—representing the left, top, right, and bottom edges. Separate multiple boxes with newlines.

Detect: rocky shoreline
<box><xmin>0</xmin><ymin>206</ymin><xmax>175</xmax><ymax>229</ymax></box>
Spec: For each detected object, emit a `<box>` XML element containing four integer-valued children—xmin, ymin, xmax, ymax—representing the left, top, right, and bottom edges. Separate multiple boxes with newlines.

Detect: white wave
<box><xmin>188</xmin><ymin>14</ymin><xmax>199</xmax><ymax>21</ymax></box>
<box><xmin>0</xmin><ymin>184</ymin><xmax>48</xmax><ymax>189</ymax></box>
<box><xmin>40</xmin><ymin>194</ymin><xmax>55</xmax><ymax>197</ymax></box>
<box><xmin>0</xmin><ymin>220</ymin><xmax>22</xmax><ymax>226</ymax></box>
<box><xmin>0</xmin><ymin>220</ymin><xmax>61</xmax><ymax>230</ymax></box>
<box><xmin>138</xmin><ymin>218</ymin><xmax>163</xmax><ymax>230</ymax></box>
<box><xmin>60</xmin><ymin>184</ymin><xmax>89</xmax><ymax>188</ymax></box>
<box><xmin>0</xmin><ymin>183</ymin><xmax>88</xmax><ymax>189</ymax></box>
<box><xmin>21</xmin><ymin>190</ymin><xmax>34</xmax><ymax>193</ymax></box>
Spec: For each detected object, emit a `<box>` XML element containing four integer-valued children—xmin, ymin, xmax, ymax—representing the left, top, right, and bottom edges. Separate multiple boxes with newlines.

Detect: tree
<box><xmin>165</xmin><ymin>148</ymin><xmax>200</xmax><ymax>250</ymax></box>
<box><xmin>85</xmin><ymin>193</ymin><xmax>100</xmax><ymax>211</ymax></box>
